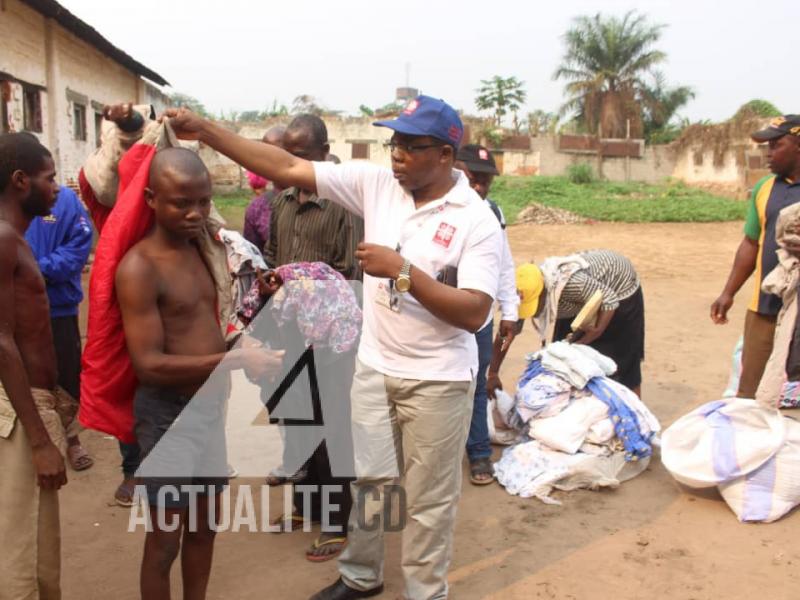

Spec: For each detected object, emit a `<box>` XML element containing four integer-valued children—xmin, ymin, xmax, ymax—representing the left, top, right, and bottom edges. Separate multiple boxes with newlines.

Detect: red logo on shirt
<box><xmin>433</xmin><ymin>222</ymin><xmax>457</xmax><ymax>248</ymax></box>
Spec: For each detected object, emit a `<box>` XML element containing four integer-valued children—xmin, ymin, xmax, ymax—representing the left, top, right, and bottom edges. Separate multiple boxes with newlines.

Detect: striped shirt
<box><xmin>743</xmin><ymin>175</ymin><xmax>800</xmax><ymax>315</ymax></box>
<box><xmin>265</xmin><ymin>187</ymin><xmax>363</xmax><ymax>280</ymax></box>
<box><xmin>557</xmin><ymin>250</ymin><xmax>640</xmax><ymax>318</ymax></box>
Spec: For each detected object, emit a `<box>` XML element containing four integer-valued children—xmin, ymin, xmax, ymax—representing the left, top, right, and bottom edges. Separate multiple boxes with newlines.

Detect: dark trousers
<box><xmin>466</xmin><ymin>321</ymin><xmax>493</xmax><ymax>462</ymax></box>
<box><xmin>288</xmin><ymin>349</ymin><xmax>355</xmax><ymax>535</ymax></box>
<box><xmin>51</xmin><ymin>315</ymin><xmax>81</xmax><ymax>402</ymax></box>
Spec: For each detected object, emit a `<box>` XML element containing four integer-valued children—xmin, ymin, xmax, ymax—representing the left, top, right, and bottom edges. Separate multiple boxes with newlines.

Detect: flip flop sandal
<box><xmin>67</xmin><ymin>444</ymin><xmax>94</xmax><ymax>471</ymax></box>
<box><xmin>114</xmin><ymin>479</ymin><xmax>137</xmax><ymax>508</ymax></box>
<box><xmin>469</xmin><ymin>457</ymin><xmax>496</xmax><ymax>486</ymax></box>
<box><xmin>265</xmin><ymin>467</ymin><xmax>307</xmax><ymax>486</ymax></box>
<box><xmin>270</xmin><ymin>513</ymin><xmax>308</xmax><ymax>533</ymax></box>
<box><xmin>305</xmin><ymin>536</ymin><xmax>347</xmax><ymax>563</ymax></box>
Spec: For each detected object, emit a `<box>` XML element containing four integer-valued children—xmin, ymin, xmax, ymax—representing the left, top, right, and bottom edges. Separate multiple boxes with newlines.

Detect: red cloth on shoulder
<box><xmin>77</xmin><ymin>169</ymin><xmax>112</xmax><ymax>234</ymax></box>
<box><xmin>78</xmin><ymin>145</ymin><xmax>156</xmax><ymax>443</ymax></box>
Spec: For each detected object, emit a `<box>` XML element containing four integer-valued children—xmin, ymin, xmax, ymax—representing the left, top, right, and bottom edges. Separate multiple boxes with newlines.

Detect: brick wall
<box><xmin>1</xmin><ymin>0</ymin><xmax>159</xmax><ymax>187</ymax></box>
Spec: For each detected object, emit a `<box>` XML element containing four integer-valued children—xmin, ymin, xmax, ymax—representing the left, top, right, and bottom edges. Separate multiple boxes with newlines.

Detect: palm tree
<box><xmin>554</xmin><ymin>11</ymin><xmax>666</xmax><ymax>138</ymax></box>
<box><xmin>475</xmin><ymin>76</ymin><xmax>527</xmax><ymax>129</ymax></box>
<box><xmin>640</xmin><ymin>71</ymin><xmax>695</xmax><ymax>139</ymax></box>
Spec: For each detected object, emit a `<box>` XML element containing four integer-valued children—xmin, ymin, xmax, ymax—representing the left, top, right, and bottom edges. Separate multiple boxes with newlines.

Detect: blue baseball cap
<box><xmin>373</xmin><ymin>95</ymin><xmax>464</xmax><ymax>147</ymax></box>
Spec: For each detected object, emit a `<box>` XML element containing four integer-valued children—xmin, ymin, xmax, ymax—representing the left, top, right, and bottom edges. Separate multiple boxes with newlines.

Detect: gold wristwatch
<box><xmin>395</xmin><ymin>259</ymin><xmax>412</xmax><ymax>293</ymax></box>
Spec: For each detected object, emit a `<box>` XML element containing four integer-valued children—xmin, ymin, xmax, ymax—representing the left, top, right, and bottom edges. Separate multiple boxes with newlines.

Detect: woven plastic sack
<box><xmin>719</xmin><ymin>417</ymin><xmax>800</xmax><ymax>523</ymax></box>
<box><xmin>661</xmin><ymin>398</ymin><xmax>785</xmax><ymax>488</ymax></box>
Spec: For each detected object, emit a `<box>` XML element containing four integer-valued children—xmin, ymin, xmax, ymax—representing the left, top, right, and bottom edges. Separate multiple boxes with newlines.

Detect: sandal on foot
<box><xmin>266</xmin><ymin>466</ymin><xmax>308</xmax><ymax>486</ymax></box>
<box><xmin>469</xmin><ymin>457</ymin><xmax>495</xmax><ymax>486</ymax></box>
<box><xmin>114</xmin><ymin>478</ymin><xmax>137</xmax><ymax>507</ymax></box>
<box><xmin>270</xmin><ymin>513</ymin><xmax>308</xmax><ymax>533</ymax></box>
<box><xmin>67</xmin><ymin>444</ymin><xmax>94</xmax><ymax>471</ymax></box>
<box><xmin>306</xmin><ymin>536</ymin><xmax>347</xmax><ymax>563</ymax></box>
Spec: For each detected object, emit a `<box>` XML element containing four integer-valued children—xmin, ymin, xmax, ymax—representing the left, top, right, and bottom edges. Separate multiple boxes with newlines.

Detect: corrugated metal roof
<box><xmin>19</xmin><ymin>0</ymin><xmax>169</xmax><ymax>86</ymax></box>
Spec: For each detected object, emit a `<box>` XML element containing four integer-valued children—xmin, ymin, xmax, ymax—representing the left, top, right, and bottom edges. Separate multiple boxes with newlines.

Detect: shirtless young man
<box><xmin>115</xmin><ymin>147</ymin><xmax>282</xmax><ymax>599</ymax></box>
<box><xmin>0</xmin><ymin>133</ymin><xmax>68</xmax><ymax>599</ymax></box>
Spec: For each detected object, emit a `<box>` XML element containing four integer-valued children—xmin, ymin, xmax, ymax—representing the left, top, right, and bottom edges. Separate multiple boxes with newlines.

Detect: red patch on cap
<box><xmin>448</xmin><ymin>125</ymin><xmax>462</xmax><ymax>142</ymax></box>
<box><xmin>478</xmin><ymin>149</ymin><xmax>489</xmax><ymax>160</ymax></box>
<box><xmin>403</xmin><ymin>99</ymin><xmax>420</xmax><ymax>115</ymax></box>
<box><xmin>433</xmin><ymin>222</ymin><xmax>457</xmax><ymax>248</ymax></box>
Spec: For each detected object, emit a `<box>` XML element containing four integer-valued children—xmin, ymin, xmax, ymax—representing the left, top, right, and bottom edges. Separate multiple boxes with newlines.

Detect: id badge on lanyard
<box><xmin>375</xmin><ymin>202</ymin><xmax>449</xmax><ymax>314</ymax></box>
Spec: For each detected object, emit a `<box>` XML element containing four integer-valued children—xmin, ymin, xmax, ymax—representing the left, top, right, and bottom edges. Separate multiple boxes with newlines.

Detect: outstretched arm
<box><xmin>165</xmin><ymin>108</ymin><xmax>317</xmax><ymax>192</ymax></box>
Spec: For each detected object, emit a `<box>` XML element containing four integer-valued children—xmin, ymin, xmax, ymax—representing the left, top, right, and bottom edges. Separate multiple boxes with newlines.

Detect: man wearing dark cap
<box><xmin>711</xmin><ymin>115</ymin><xmax>800</xmax><ymax>397</ymax></box>
<box><xmin>166</xmin><ymin>96</ymin><xmax>503</xmax><ymax>600</ymax></box>
<box><xmin>455</xmin><ymin>144</ymin><xmax>519</xmax><ymax>485</ymax></box>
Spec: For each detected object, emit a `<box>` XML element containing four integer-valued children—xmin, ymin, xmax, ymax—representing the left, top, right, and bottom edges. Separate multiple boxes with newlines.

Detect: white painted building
<box><xmin>0</xmin><ymin>0</ymin><xmax>169</xmax><ymax>187</ymax></box>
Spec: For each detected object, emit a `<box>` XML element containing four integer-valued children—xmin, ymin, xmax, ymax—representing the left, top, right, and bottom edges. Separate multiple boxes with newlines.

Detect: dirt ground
<box><xmin>60</xmin><ymin>221</ymin><xmax>800</xmax><ymax>599</ymax></box>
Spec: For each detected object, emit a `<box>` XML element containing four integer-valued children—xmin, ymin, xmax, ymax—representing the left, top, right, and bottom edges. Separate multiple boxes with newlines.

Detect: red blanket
<box><xmin>79</xmin><ymin>144</ymin><xmax>156</xmax><ymax>443</ymax></box>
<box><xmin>78</xmin><ymin>169</ymin><xmax>112</xmax><ymax>234</ymax></box>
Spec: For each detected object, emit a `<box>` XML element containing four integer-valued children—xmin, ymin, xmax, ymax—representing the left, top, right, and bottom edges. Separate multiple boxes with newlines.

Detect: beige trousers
<box><xmin>339</xmin><ymin>358</ymin><xmax>474</xmax><ymax>600</ymax></box>
<box><xmin>0</xmin><ymin>386</ymin><xmax>66</xmax><ymax>600</ymax></box>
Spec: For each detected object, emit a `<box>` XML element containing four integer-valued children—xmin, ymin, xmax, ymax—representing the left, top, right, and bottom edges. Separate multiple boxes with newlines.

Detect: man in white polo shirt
<box><xmin>166</xmin><ymin>95</ymin><xmax>503</xmax><ymax>600</ymax></box>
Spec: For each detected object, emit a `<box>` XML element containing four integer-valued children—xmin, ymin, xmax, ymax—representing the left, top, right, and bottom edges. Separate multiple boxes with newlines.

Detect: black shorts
<box><xmin>554</xmin><ymin>286</ymin><xmax>645</xmax><ymax>389</ymax></box>
<box><xmin>133</xmin><ymin>385</ymin><xmax>228</xmax><ymax>508</ymax></box>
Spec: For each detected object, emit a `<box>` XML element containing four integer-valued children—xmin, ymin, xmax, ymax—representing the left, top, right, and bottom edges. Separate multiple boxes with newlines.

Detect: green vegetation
<box><xmin>566</xmin><ymin>162</ymin><xmax>596</xmax><ymax>184</ymax></box>
<box><xmin>213</xmin><ymin>193</ymin><xmax>250</xmax><ymax>231</ymax></box>
<box><xmin>734</xmin><ymin>99</ymin><xmax>781</xmax><ymax>119</ymax></box>
<box><xmin>213</xmin><ymin>177</ymin><xmax>746</xmax><ymax>231</ymax></box>
<box><xmin>554</xmin><ymin>11</ymin><xmax>693</xmax><ymax>143</ymax></box>
<box><xmin>491</xmin><ymin>176</ymin><xmax>746</xmax><ymax>224</ymax></box>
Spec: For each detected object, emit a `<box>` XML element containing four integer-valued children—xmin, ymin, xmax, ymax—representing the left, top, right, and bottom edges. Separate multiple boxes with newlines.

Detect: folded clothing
<box><xmin>516</xmin><ymin>361</ymin><xmax>573</xmax><ymax>423</ymax></box>
<box><xmin>528</xmin><ymin>394</ymin><xmax>609</xmax><ymax>454</ymax></box>
<box><xmin>531</xmin><ymin>341</ymin><xmax>617</xmax><ymax>389</ymax></box>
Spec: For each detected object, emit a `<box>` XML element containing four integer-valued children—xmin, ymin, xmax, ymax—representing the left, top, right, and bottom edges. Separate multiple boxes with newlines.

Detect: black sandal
<box><xmin>469</xmin><ymin>457</ymin><xmax>495</xmax><ymax>485</ymax></box>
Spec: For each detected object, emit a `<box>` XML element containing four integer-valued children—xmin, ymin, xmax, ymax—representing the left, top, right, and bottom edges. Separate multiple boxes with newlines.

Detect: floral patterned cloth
<box><xmin>239</xmin><ymin>262</ymin><xmax>361</xmax><ymax>353</ymax></box>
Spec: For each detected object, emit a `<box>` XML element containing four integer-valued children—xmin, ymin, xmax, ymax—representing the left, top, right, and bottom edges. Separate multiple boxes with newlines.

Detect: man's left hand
<box><xmin>355</xmin><ymin>243</ymin><xmax>404</xmax><ymax>279</ymax></box>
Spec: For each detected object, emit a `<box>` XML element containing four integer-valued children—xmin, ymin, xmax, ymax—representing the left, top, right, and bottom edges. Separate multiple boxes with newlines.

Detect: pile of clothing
<box><xmin>494</xmin><ymin>341</ymin><xmax>660</xmax><ymax>504</ymax></box>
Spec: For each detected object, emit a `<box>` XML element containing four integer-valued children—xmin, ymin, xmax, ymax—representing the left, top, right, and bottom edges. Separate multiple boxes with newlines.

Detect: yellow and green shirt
<box><xmin>743</xmin><ymin>175</ymin><xmax>800</xmax><ymax>315</ymax></box>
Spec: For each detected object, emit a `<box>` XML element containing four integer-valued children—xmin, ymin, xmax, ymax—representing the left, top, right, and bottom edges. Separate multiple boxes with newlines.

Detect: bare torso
<box><xmin>4</xmin><ymin>224</ymin><xmax>57</xmax><ymax>389</ymax></box>
<box><xmin>130</xmin><ymin>236</ymin><xmax>225</xmax><ymax>395</ymax></box>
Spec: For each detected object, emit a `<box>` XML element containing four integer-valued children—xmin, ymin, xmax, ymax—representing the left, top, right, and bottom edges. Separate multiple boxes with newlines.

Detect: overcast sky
<box><xmin>61</xmin><ymin>0</ymin><xmax>798</xmax><ymax>123</ymax></box>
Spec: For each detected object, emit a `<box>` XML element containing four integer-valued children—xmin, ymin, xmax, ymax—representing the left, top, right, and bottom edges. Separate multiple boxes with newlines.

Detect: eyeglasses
<box><xmin>384</xmin><ymin>141</ymin><xmax>444</xmax><ymax>154</ymax></box>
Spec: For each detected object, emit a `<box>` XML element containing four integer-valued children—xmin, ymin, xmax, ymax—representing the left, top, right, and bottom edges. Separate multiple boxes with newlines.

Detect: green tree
<box><xmin>734</xmin><ymin>99</ymin><xmax>781</xmax><ymax>119</ymax></box>
<box><xmin>475</xmin><ymin>76</ymin><xmax>527</xmax><ymax>128</ymax></box>
<box><xmin>554</xmin><ymin>11</ymin><xmax>666</xmax><ymax>138</ymax></box>
<box><xmin>640</xmin><ymin>72</ymin><xmax>695</xmax><ymax>142</ymax></box>
<box><xmin>527</xmin><ymin>110</ymin><xmax>559</xmax><ymax>136</ymax></box>
<box><xmin>168</xmin><ymin>92</ymin><xmax>210</xmax><ymax>118</ymax></box>
<box><xmin>359</xmin><ymin>104</ymin><xmax>375</xmax><ymax>117</ymax></box>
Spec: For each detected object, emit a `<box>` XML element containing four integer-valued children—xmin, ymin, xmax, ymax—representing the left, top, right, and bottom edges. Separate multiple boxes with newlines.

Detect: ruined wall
<box><xmin>528</xmin><ymin>136</ymin><xmax>676</xmax><ymax>183</ymax></box>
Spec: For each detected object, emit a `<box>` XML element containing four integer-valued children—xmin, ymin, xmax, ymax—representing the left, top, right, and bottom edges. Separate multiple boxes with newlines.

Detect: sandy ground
<box><xmin>60</xmin><ymin>221</ymin><xmax>800</xmax><ymax>599</ymax></box>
